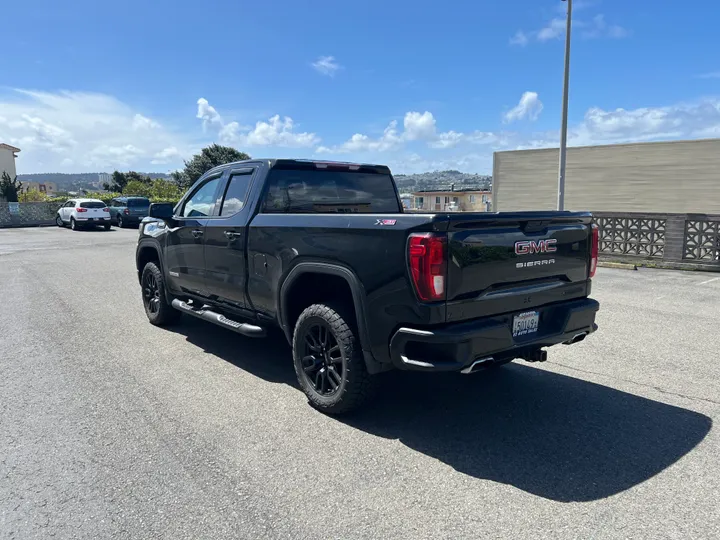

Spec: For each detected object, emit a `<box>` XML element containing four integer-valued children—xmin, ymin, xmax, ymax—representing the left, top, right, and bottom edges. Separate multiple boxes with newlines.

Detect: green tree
<box><xmin>0</xmin><ymin>172</ymin><xmax>22</xmax><ymax>202</ymax></box>
<box><xmin>172</xmin><ymin>144</ymin><xmax>250</xmax><ymax>189</ymax></box>
<box><xmin>149</xmin><ymin>179</ymin><xmax>182</xmax><ymax>201</ymax></box>
<box><xmin>103</xmin><ymin>171</ymin><xmax>153</xmax><ymax>193</ymax></box>
<box><xmin>103</xmin><ymin>171</ymin><xmax>128</xmax><ymax>192</ymax></box>
<box><xmin>124</xmin><ymin>180</ymin><xmax>152</xmax><ymax>197</ymax></box>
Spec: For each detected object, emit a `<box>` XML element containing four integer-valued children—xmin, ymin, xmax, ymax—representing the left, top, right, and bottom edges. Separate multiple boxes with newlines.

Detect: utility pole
<box><xmin>557</xmin><ymin>0</ymin><xmax>573</xmax><ymax>211</ymax></box>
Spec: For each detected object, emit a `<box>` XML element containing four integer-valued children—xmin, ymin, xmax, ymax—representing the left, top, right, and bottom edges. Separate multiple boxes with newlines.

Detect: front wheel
<box><xmin>292</xmin><ymin>303</ymin><xmax>377</xmax><ymax>414</ymax></box>
<box><xmin>141</xmin><ymin>262</ymin><xmax>181</xmax><ymax>326</ymax></box>
<box><xmin>56</xmin><ymin>215</ymin><xmax>64</xmax><ymax>227</ymax></box>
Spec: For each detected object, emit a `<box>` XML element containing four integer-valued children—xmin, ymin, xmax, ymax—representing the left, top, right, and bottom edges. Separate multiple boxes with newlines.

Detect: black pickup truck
<box><xmin>136</xmin><ymin>159</ymin><xmax>599</xmax><ymax>413</ymax></box>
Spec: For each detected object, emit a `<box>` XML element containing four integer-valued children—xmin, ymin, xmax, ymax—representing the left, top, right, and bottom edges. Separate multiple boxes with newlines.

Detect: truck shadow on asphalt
<box><xmin>172</xmin><ymin>319</ymin><xmax>712</xmax><ymax>503</ymax></box>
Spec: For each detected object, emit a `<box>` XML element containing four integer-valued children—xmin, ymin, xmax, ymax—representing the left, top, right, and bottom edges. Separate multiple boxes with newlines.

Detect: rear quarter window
<box><xmin>128</xmin><ymin>198</ymin><xmax>150</xmax><ymax>207</ymax></box>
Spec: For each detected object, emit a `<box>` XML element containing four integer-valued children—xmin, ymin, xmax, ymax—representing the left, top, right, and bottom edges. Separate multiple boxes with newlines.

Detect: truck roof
<box><xmin>205</xmin><ymin>158</ymin><xmax>391</xmax><ymax>177</ymax></box>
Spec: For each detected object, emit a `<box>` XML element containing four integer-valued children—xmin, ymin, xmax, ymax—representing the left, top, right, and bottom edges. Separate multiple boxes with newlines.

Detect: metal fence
<box><xmin>593</xmin><ymin>212</ymin><xmax>720</xmax><ymax>267</ymax></box>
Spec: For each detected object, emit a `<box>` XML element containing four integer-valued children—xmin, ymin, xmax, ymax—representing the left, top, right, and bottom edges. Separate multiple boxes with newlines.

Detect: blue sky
<box><xmin>1</xmin><ymin>0</ymin><xmax>719</xmax><ymax>174</ymax></box>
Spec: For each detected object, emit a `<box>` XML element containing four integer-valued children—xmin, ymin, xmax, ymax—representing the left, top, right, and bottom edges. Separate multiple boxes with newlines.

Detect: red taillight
<box><xmin>589</xmin><ymin>223</ymin><xmax>599</xmax><ymax>278</ymax></box>
<box><xmin>103</xmin><ymin>207</ymin><xmax>109</xmax><ymax>212</ymax></box>
<box><xmin>76</xmin><ymin>207</ymin><xmax>88</xmax><ymax>212</ymax></box>
<box><xmin>408</xmin><ymin>233</ymin><xmax>447</xmax><ymax>302</ymax></box>
<box><xmin>124</xmin><ymin>208</ymin><xmax>130</xmax><ymax>215</ymax></box>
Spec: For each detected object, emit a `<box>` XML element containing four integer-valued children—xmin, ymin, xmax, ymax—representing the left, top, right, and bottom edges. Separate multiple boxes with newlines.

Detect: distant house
<box><xmin>399</xmin><ymin>193</ymin><xmax>413</xmax><ymax>210</ymax></box>
<box><xmin>411</xmin><ymin>188</ymin><xmax>492</xmax><ymax>212</ymax></box>
<box><xmin>20</xmin><ymin>181</ymin><xmax>59</xmax><ymax>196</ymax></box>
<box><xmin>0</xmin><ymin>143</ymin><xmax>20</xmax><ymax>180</ymax></box>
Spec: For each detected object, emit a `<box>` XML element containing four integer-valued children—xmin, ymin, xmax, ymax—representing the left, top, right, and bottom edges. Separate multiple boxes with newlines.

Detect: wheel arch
<box><xmin>136</xmin><ymin>241</ymin><xmax>163</xmax><ymax>284</ymax></box>
<box><xmin>279</xmin><ymin>263</ymin><xmax>373</xmax><ymax>359</ymax></box>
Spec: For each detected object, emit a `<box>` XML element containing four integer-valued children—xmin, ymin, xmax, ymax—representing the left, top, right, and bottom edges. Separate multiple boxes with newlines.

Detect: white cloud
<box><xmin>509</xmin><ymin>31</ymin><xmax>529</xmax><ymax>46</ymax></box>
<box><xmin>196</xmin><ymin>98</ymin><xmax>223</xmax><ymax>130</ymax></box>
<box><xmin>514</xmin><ymin>12</ymin><xmax>627</xmax><ymax>45</ymax></box>
<box><xmin>537</xmin><ymin>18</ymin><xmax>567</xmax><ymax>41</ymax></box>
<box><xmin>132</xmin><ymin>113</ymin><xmax>160</xmax><ymax>130</ymax></box>
<box><xmin>581</xmin><ymin>14</ymin><xmax>628</xmax><ymax>39</ymax></box>
<box><xmin>316</xmin><ymin>120</ymin><xmax>402</xmax><ymax>153</ymax></box>
<box><xmin>0</xmin><ymin>89</ymin><xmax>193</xmax><ymax>172</ymax></box>
<box><xmin>197</xmin><ymin>98</ymin><xmax>319</xmax><ymax>148</ymax></box>
<box><xmin>403</xmin><ymin>111</ymin><xmax>437</xmax><ymax>140</ymax></box>
<box><xmin>311</xmin><ymin>56</ymin><xmax>341</xmax><ymax>77</ymax></box>
<box><xmin>570</xmin><ymin>99</ymin><xmax>720</xmax><ymax>145</ymax></box>
<box><xmin>151</xmin><ymin>146</ymin><xmax>181</xmax><ymax>165</ymax></box>
<box><xmin>504</xmin><ymin>92</ymin><xmax>544</xmax><ymax>123</ymax></box>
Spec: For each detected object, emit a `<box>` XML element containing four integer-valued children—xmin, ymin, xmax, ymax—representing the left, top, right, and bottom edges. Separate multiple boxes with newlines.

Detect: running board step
<box><xmin>171</xmin><ymin>299</ymin><xmax>266</xmax><ymax>338</ymax></box>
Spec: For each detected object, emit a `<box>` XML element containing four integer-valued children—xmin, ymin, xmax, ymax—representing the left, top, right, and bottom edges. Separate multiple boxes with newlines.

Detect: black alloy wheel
<box><xmin>143</xmin><ymin>271</ymin><xmax>161</xmax><ymax>315</ymax></box>
<box><xmin>300</xmin><ymin>322</ymin><xmax>344</xmax><ymax>396</ymax></box>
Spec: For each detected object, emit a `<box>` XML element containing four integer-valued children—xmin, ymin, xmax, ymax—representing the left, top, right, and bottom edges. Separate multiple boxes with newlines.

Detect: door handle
<box><xmin>191</xmin><ymin>229</ymin><xmax>203</xmax><ymax>238</ymax></box>
<box><xmin>224</xmin><ymin>231</ymin><xmax>240</xmax><ymax>240</ymax></box>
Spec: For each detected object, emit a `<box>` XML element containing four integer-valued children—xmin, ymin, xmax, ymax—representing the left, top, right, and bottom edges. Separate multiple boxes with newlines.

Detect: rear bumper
<box><xmin>389</xmin><ymin>297</ymin><xmax>599</xmax><ymax>372</ymax></box>
<box><xmin>76</xmin><ymin>217</ymin><xmax>110</xmax><ymax>222</ymax></box>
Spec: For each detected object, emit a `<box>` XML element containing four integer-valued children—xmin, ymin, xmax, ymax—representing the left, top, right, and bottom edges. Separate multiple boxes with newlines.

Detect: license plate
<box><xmin>513</xmin><ymin>311</ymin><xmax>539</xmax><ymax>337</ymax></box>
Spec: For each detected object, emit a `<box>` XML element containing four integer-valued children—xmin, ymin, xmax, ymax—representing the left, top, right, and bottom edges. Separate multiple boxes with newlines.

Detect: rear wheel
<box><xmin>117</xmin><ymin>215</ymin><xmax>124</xmax><ymax>228</ymax></box>
<box><xmin>104</xmin><ymin>223</ymin><xmax>111</xmax><ymax>231</ymax></box>
<box><xmin>292</xmin><ymin>303</ymin><xmax>377</xmax><ymax>414</ymax></box>
<box><xmin>141</xmin><ymin>262</ymin><xmax>181</xmax><ymax>326</ymax></box>
<box><xmin>70</xmin><ymin>218</ymin><xmax>78</xmax><ymax>231</ymax></box>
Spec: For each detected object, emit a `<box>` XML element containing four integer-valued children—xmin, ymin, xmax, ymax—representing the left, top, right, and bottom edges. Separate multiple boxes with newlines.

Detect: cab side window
<box><xmin>220</xmin><ymin>172</ymin><xmax>253</xmax><ymax>217</ymax></box>
<box><xmin>181</xmin><ymin>177</ymin><xmax>222</xmax><ymax>218</ymax></box>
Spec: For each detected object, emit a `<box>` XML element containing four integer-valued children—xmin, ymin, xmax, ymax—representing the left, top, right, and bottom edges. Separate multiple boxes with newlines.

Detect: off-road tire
<box><xmin>292</xmin><ymin>303</ymin><xmax>377</xmax><ymax>414</ymax></box>
<box><xmin>141</xmin><ymin>262</ymin><xmax>181</xmax><ymax>326</ymax></box>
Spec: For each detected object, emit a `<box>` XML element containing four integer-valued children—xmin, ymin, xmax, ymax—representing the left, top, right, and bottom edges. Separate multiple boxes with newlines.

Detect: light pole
<box><xmin>557</xmin><ymin>0</ymin><xmax>573</xmax><ymax>211</ymax></box>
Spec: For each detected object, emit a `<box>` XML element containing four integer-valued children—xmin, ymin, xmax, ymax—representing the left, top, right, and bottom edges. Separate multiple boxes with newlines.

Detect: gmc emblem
<box><xmin>515</xmin><ymin>238</ymin><xmax>558</xmax><ymax>255</ymax></box>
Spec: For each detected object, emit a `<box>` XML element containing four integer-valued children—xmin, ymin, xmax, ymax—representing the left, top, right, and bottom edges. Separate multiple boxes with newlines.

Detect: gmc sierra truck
<box><xmin>136</xmin><ymin>159</ymin><xmax>599</xmax><ymax>413</ymax></box>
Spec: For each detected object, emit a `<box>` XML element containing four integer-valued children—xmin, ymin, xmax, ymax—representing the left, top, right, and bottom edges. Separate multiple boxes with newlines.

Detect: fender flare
<box><xmin>278</xmin><ymin>262</ymin><xmax>372</xmax><ymax>355</ymax></box>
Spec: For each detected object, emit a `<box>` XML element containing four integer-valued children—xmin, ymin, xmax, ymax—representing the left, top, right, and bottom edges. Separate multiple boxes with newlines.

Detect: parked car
<box><xmin>135</xmin><ymin>159</ymin><xmax>600</xmax><ymax>414</ymax></box>
<box><xmin>56</xmin><ymin>199</ymin><xmax>111</xmax><ymax>230</ymax></box>
<box><xmin>108</xmin><ymin>196</ymin><xmax>151</xmax><ymax>228</ymax></box>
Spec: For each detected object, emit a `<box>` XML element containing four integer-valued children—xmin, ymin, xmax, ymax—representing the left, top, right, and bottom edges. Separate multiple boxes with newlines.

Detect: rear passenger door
<box><xmin>61</xmin><ymin>201</ymin><xmax>74</xmax><ymax>221</ymax></box>
<box><xmin>203</xmin><ymin>168</ymin><xmax>256</xmax><ymax>309</ymax></box>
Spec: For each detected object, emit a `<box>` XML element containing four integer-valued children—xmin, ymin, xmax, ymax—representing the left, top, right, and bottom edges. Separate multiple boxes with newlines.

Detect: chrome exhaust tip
<box><xmin>461</xmin><ymin>357</ymin><xmax>495</xmax><ymax>374</ymax></box>
<box><xmin>563</xmin><ymin>332</ymin><xmax>588</xmax><ymax>345</ymax></box>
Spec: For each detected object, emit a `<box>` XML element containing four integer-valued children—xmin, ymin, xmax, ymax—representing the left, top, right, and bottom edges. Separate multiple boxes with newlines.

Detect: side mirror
<box><xmin>149</xmin><ymin>203</ymin><xmax>174</xmax><ymax>220</ymax></box>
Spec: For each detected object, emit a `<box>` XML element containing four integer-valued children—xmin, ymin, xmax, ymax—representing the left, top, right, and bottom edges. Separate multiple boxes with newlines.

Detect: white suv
<box><xmin>56</xmin><ymin>199</ymin><xmax>112</xmax><ymax>230</ymax></box>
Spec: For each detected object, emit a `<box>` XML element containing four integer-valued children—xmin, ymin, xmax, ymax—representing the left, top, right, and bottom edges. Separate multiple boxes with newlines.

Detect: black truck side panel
<box><xmin>246</xmin><ymin>212</ymin><xmax>445</xmax><ymax>364</ymax></box>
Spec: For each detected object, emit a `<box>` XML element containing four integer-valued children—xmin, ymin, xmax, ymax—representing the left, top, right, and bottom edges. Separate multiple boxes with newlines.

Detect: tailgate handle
<box><xmin>522</xmin><ymin>220</ymin><xmax>550</xmax><ymax>233</ymax></box>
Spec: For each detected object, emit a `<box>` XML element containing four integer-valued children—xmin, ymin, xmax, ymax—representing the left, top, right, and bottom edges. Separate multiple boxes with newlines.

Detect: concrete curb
<box><xmin>598</xmin><ymin>261</ymin><xmax>638</xmax><ymax>271</ymax></box>
<box><xmin>598</xmin><ymin>257</ymin><xmax>720</xmax><ymax>273</ymax></box>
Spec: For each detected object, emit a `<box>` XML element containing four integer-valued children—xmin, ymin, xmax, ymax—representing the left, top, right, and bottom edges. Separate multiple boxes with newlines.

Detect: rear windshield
<box><xmin>262</xmin><ymin>169</ymin><xmax>400</xmax><ymax>214</ymax></box>
<box><xmin>127</xmin><ymin>198</ymin><xmax>150</xmax><ymax>207</ymax></box>
<box><xmin>80</xmin><ymin>201</ymin><xmax>106</xmax><ymax>209</ymax></box>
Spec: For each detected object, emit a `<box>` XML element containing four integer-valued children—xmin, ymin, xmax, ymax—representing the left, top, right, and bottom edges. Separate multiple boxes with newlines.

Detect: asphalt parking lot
<box><xmin>1</xmin><ymin>226</ymin><xmax>719</xmax><ymax>539</ymax></box>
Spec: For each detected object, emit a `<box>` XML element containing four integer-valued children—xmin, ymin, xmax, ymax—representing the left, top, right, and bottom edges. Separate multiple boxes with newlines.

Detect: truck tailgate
<box><xmin>445</xmin><ymin>211</ymin><xmax>593</xmax><ymax>323</ymax></box>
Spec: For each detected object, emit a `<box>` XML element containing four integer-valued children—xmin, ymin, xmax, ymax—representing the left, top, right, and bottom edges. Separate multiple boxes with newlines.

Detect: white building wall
<box><xmin>492</xmin><ymin>138</ymin><xmax>720</xmax><ymax>213</ymax></box>
<box><xmin>0</xmin><ymin>148</ymin><xmax>17</xmax><ymax>179</ymax></box>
